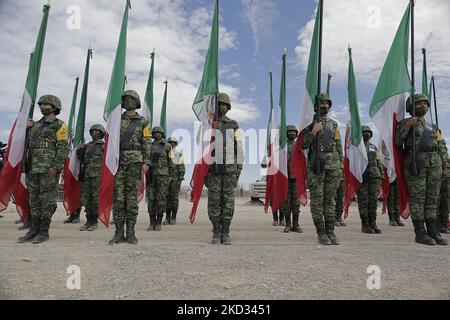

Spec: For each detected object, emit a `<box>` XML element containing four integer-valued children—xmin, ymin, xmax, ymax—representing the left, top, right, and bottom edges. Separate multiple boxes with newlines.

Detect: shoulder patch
<box><xmin>334</xmin><ymin>127</ymin><xmax>340</xmax><ymax>140</ymax></box>
<box><xmin>143</xmin><ymin>122</ymin><xmax>151</xmax><ymax>138</ymax></box>
<box><xmin>56</xmin><ymin>122</ymin><xmax>68</xmax><ymax>141</ymax></box>
<box><xmin>235</xmin><ymin>128</ymin><xmax>242</xmax><ymax>142</ymax></box>
<box><xmin>178</xmin><ymin>155</ymin><xmax>185</xmax><ymax>165</ymax></box>
<box><xmin>437</xmin><ymin>129</ymin><xmax>443</xmax><ymax>141</ymax></box>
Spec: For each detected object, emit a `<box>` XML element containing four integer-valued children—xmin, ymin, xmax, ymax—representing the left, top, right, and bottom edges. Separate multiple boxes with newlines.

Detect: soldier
<box><xmin>386</xmin><ymin>179</ymin><xmax>405</xmax><ymax>226</ymax></box>
<box><xmin>109</xmin><ymin>90</ymin><xmax>151</xmax><ymax>245</ymax></box>
<box><xmin>164</xmin><ymin>137</ymin><xmax>185</xmax><ymax>225</ymax></box>
<box><xmin>437</xmin><ymin>138</ymin><xmax>450</xmax><ymax>234</ymax></box>
<box><xmin>146</xmin><ymin>126</ymin><xmax>173</xmax><ymax>231</ymax></box>
<box><xmin>206</xmin><ymin>93</ymin><xmax>243</xmax><ymax>245</ymax></box>
<box><xmin>281</xmin><ymin>125</ymin><xmax>302</xmax><ymax>233</ymax></box>
<box><xmin>18</xmin><ymin>95</ymin><xmax>69</xmax><ymax>243</ymax></box>
<box><xmin>395</xmin><ymin>94</ymin><xmax>448</xmax><ymax>245</ymax></box>
<box><xmin>334</xmin><ymin>170</ymin><xmax>346</xmax><ymax>227</ymax></box>
<box><xmin>357</xmin><ymin>126</ymin><xmax>384</xmax><ymax>234</ymax></box>
<box><xmin>77</xmin><ymin>124</ymin><xmax>105</xmax><ymax>232</ymax></box>
<box><xmin>261</xmin><ymin>157</ymin><xmax>284</xmax><ymax>226</ymax></box>
<box><xmin>302</xmin><ymin>94</ymin><xmax>343</xmax><ymax>245</ymax></box>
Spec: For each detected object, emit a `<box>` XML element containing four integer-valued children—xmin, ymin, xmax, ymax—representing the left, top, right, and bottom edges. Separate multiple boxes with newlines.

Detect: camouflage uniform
<box><xmin>387</xmin><ymin>179</ymin><xmax>402</xmax><ymax>226</ymax></box>
<box><xmin>357</xmin><ymin>127</ymin><xmax>384</xmax><ymax>234</ymax></box>
<box><xmin>206</xmin><ymin>93</ymin><xmax>244</xmax><ymax>245</ymax></box>
<box><xmin>281</xmin><ymin>125</ymin><xmax>301</xmax><ymax>233</ymax></box>
<box><xmin>302</xmin><ymin>94</ymin><xmax>343</xmax><ymax>245</ymax></box>
<box><xmin>110</xmin><ymin>90</ymin><xmax>151</xmax><ymax>245</ymax></box>
<box><xmin>437</xmin><ymin>139</ymin><xmax>450</xmax><ymax>234</ymax></box>
<box><xmin>334</xmin><ymin>175</ymin><xmax>345</xmax><ymax>226</ymax></box>
<box><xmin>146</xmin><ymin>127</ymin><xmax>174</xmax><ymax>231</ymax></box>
<box><xmin>19</xmin><ymin>95</ymin><xmax>68</xmax><ymax>243</ymax></box>
<box><xmin>78</xmin><ymin>124</ymin><xmax>105</xmax><ymax>231</ymax></box>
<box><xmin>164</xmin><ymin>138</ymin><xmax>185</xmax><ymax>225</ymax></box>
<box><xmin>395</xmin><ymin>94</ymin><xmax>447</xmax><ymax>245</ymax></box>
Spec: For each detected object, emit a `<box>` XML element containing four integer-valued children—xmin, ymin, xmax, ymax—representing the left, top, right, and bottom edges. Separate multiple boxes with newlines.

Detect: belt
<box><xmin>405</xmin><ymin>146</ymin><xmax>437</xmax><ymax>153</ymax></box>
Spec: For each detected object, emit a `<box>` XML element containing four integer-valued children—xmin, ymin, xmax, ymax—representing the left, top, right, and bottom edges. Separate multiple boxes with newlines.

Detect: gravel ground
<box><xmin>0</xmin><ymin>198</ymin><xmax>449</xmax><ymax>300</ymax></box>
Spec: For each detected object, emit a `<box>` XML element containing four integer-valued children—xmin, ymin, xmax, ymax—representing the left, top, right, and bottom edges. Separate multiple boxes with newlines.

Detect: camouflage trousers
<box><xmin>27</xmin><ymin>173</ymin><xmax>58</xmax><ymax>219</ymax></box>
<box><xmin>166</xmin><ymin>179</ymin><xmax>182</xmax><ymax>213</ymax></box>
<box><xmin>281</xmin><ymin>178</ymin><xmax>300</xmax><ymax>218</ymax></box>
<box><xmin>357</xmin><ymin>177</ymin><xmax>381</xmax><ymax>218</ymax></box>
<box><xmin>404</xmin><ymin>165</ymin><xmax>442</xmax><ymax>221</ymax></box>
<box><xmin>147</xmin><ymin>175</ymin><xmax>170</xmax><ymax>219</ymax></box>
<box><xmin>335</xmin><ymin>176</ymin><xmax>344</xmax><ymax>216</ymax></box>
<box><xmin>205</xmin><ymin>172</ymin><xmax>237</xmax><ymax>223</ymax></box>
<box><xmin>113</xmin><ymin>162</ymin><xmax>142</xmax><ymax>224</ymax></box>
<box><xmin>387</xmin><ymin>180</ymin><xmax>399</xmax><ymax>217</ymax></box>
<box><xmin>307</xmin><ymin>169</ymin><xmax>341</xmax><ymax>223</ymax></box>
<box><xmin>437</xmin><ymin>176</ymin><xmax>449</xmax><ymax>227</ymax></box>
<box><xmin>81</xmin><ymin>176</ymin><xmax>100</xmax><ymax>220</ymax></box>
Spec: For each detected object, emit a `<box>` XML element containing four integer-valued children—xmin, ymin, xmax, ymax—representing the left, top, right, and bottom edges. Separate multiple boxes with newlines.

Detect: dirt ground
<box><xmin>0</xmin><ymin>198</ymin><xmax>449</xmax><ymax>300</ymax></box>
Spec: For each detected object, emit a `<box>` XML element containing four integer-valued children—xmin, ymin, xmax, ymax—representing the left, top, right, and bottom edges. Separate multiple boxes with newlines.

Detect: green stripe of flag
<box><xmin>348</xmin><ymin>49</ymin><xmax>362</xmax><ymax>146</ymax></box>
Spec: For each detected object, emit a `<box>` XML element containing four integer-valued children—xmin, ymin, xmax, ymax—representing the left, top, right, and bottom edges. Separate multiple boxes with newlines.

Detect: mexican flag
<box><xmin>369</xmin><ymin>3</ymin><xmax>411</xmax><ymax>219</ymax></box>
<box><xmin>0</xmin><ymin>4</ymin><xmax>51</xmax><ymax>219</ymax></box>
<box><xmin>263</xmin><ymin>71</ymin><xmax>275</xmax><ymax>213</ymax></box>
<box><xmin>343</xmin><ymin>48</ymin><xmax>368</xmax><ymax>217</ymax></box>
<box><xmin>189</xmin><ymin>0</ymin><xmax>219</xmax><ymax>224</ymax></box>
<box><xmin>63</xmin><ymin>48</ymin><xmax>92</xmax><ymax>214</ymax></box>
<box><xmin>265</xmin><ymin>50</ymin><xmax>288</xmax><ymax>214</ymax></box>
<box><xmin>98</xmin><ymin>0</ymin><xmax>130</xmax><ymax>226</ymax></box>
<box><xmin>290</xmin><ymin>0</ymin><xmax>322</xmax><ymax>206</ymax></box>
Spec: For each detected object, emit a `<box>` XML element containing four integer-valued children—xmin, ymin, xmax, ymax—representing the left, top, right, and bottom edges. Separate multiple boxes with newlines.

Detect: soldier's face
<box><xmin>319</xmin><ymin>101</ymin><xmax>330</xmax><ymax>114</ymax></box>
<box><xmin>414</xmin><ymin>101</ymin><xmax>428</xmax><ymax>117</ymax></box>
<box><xmin>363</xmin><ymin>132</ymin><xmax>371</xmax><ymax>142</ymax></box>
<box><xmin>218</xmin><ymin>103</ymin><xmax>229</xmax><ymax>115</ymax></box>
<box><xmin>90</xmin><ymin>130</ymin><xmax>103</xmax><ymax>141</ymax></box>
<box><xmin>169</xmin><ymin>142</ymin><xmax>177</xmax><ymax>150</ymax></box>
<box><xmin>123</xmin><ymin>96</ymin><xmax>137</xmax><ymax>110</ymax></box>
<box><xmin>287</xmin><ymin>131</ymin><xmax>297</xmax><ymax>141</ymax></box>
<box><xmin>40</xmin><ymin>104</ymin><xmax>55</xmax><ymax>116</ymax></box>
<box><xmin>153</xmin><ymin>132</ymin><xmax>163</xmax><ymax>141</ymax></box>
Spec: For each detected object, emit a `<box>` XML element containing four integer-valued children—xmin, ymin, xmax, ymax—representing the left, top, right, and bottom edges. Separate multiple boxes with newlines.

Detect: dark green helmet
<box><xmin>121</xmin><ymin>90</ymin><xmax>141</xmax><ymax>109</ymax></box>
<box><xmin>362</xmin><ymin>125</ymin><xmax>373</xmax><ymax>138</ymax></box>
<box><xmin>217</xmin><ymin>92</ymin><xmax>231</xmax><ymax>109</ymax></box>
<box><xmin>38</xmin><ymin>95</ymin><xmax>62</xmax><ymax>115</ymax></box>
<box><xmin>89</xmin><ymin>124</ymin><xmax>106</xmax><ymax>137</ymax></box>
<box><xmin>406</xmin><ymin>93</ymin><xmax>430</xmax><ymax>113</ymax></box>
<box><xmin>314</xmin><ymin>93</ymin><xmax>332</xmax><ymax>112</ymax></box>
<box><xmin>287</xmin><ymin>125</ymin><xmax>298</xmax><ymax>133</ymax></box>
<box><xmin>152</xmin><ymin>126</ymin><xmax>165</xmax><ymax>138</ymax></box>
<box><xmin>167</xmin><ymin>137</ymin><xmax>178</xmax><ymax>146</ymax></box>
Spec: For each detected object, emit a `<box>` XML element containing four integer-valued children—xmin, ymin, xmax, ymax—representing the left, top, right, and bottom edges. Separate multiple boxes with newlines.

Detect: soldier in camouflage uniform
<box><xmin>437</xmin><ymin>138</ymin><xmax>450</xmax><ymax>234</ymax></box>
<box><xmin>206</xmin><ymin>93</ymin><xmax>244</xmax><ymax>245</ymax></box>
<box><xmin>395</xmin><ymin>94</ymin><xmax>448</xmax><ymax>245</ymax></box>
<box><xmin>18</xmin><ymin>95</ymin><xmax>69</xmax><ymax>243</ymax></box>
<box><xmin>109</xmin><ymin>90</ymin><xmax>151</xmax><ymax>245</ymax></box>
<box><xmin>281</xmin><ymin>125</ymin><xmax>302</xmax><ymax>233</ymax></box>
<box><xmin>302</xmin><ymin>94</ymin><xmax>343</xmax><ymax>245</ymax></box>
<box><xmin>386</xmin><ymin>179</ymin><xmax>405</xmax><ymax>226</ymax></box>
<box><xmin>334</xmin><ymin>165</ymin><xmax>346</xmax><ymax>227</ymax></box>
<box><xmin>77</xmin><ymin>124</ymin><xmax>105</xmax><ymax>232</ymax></box>
<box><xmin>357</xmin><ymin>126</ymin><xmax>384</xmax><ymax>234</ymax></box>
<box><xmin>146</xmin><ymin>126</ymin><xmax>173</xmax><ymax>231</ymax></box>
<box><xmin>164</xmin><ymin>137</ymin><xmax>185</xmax><ymax>225</ymax></box>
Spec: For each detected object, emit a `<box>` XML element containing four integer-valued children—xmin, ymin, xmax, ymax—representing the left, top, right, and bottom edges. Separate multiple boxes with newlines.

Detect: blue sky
<box><xmin>0</xmin><ymin>0</ymin><xmax>449</xmax><ymax>187</ymax></box>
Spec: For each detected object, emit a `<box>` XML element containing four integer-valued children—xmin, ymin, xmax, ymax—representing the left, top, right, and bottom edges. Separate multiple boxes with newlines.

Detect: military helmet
<box><xmin>362</xmin><ymin>125</ymin><xmax>373</xmax><ymax>138</ymax></box>
<box><xmin>287</xmin><ymin>125</ymin><xmax>298</xmax><ymax>134</ymax></box>
<box><xmin>121</xmin><ymin>90</ymin><xmax>141</xmax><ymax>109</ymax></box>
<box><xmin>89</xmin><ymin>124</ymin><xmax>106</xmax><ymax>137</ymax></box>
<box><xmin>314</xmin><ymin>93</ymin><xmax>333</xmax><ymax>112</ymax></box>
<box><xmin>167</xmin><ymin>137</ymin><xmax>178</xmax><ymax>146</ymax></box>
<box><xmin>38</xmin><ymin>95</ymin><xmax>62</xmax><ymax>115</ymax></box>
<box><xmin>217</xmin><ymin>92</ymin><xmax>231</xmax><ymax>110</ymax></box>
<box><xmin>405</xmin><ymin>93</ymin><xmax>430</xmax><ymax>113</ymax></box>
<box><xmin>152</xmin><ymin>126</ymin><xmax>165</xmax><ymax>138</ymax></box>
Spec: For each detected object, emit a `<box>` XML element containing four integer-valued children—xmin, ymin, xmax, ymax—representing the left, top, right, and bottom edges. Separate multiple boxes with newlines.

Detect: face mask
<box><xmin>91</xmin><ymin>132</ymin><xmax>103</xmax><ymax>141</ymax></box>
<box><xmin>40</xmin><ymin>106</ymin><xmax>54</xmax><ymax>116</ymax></box>
<box><xmin>153</xmin><ymin>133</ymin><xmax>163</xmax><ymax>141</ymax></box>
<box><xmin>123</xmin><ymin>97</ymin><xmax>137</xmax><ymax>110</ymax></box>
<box><xmin>288</xmin><ymin>133</ymin><xmax>297</xmax><ymax>141</ymax></box>
<box><xmin>414</xmin><ymin>106</ymin><xmax>428</xmax><ymax>117</ymax></box>
<box><xmin>363</xmin><ymin>133</ymin><xmax>371</xmax><ymax>141</ymax></box>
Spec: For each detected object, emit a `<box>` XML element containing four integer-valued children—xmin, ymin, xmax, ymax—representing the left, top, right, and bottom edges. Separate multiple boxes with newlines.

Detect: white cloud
<box><xmin>295</xmin><ymin>0</ymin><xmax>450</xmax><ymax>112</ymax></box>
<box><xmin>241</xmin><ymin>0</ymin><xmax>280</xmax><ymax>56</ymax></box>
<box><xmin>0</xmin><ymin>0</ymin><xmax>255</xmax><ymax>141</ymax></box>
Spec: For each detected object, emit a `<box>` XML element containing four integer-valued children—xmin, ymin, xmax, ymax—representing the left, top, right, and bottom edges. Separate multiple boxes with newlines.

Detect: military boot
<box><xmin>426</xmin><ymin>218</ymin><xmax>448</xmax><ymax>246</ymax></box>
<box><xmin>412</xmin><ymin>220</ymin><xmax>435</xmax><ymax>245</ymax></box>
<box><xmin>314</xmin><ymin>219</ymin><xmax>331</xmax><ymax>245</ymax></box>
<box><xmin>147</xmin><ymin>214</ymin><xmax>156</xmax><ymax>231</ymax></box>
<box><xmin>15</xmin><ymin>217</ymin><xmax>25</xmax><ymax>224</ymax></box>
<box><xmin>109</xmin><ymin>221</ymin><xmax>125</xmax><ymax>245</ymax></box>
<box><xmin>125</xmin><ymin>220</ymin><xmax>138</xmax><ymax>244</ymax></box>
<box><xmin>283</xmin><ymin>212</ymin><xmax>291</xmax><ymax>233</ymax></box>
<box><xmin>292</xmin><ymin>213</ymin><xmax>302</xmax><ymax>233</ymax></box>
<box><xmin>335</xmin><ymin>211</ymin><xmax>346</xmax><ymax>227</ymax></box>
<box><xmin>18</xmin><ymin>216</ymin><xmax>41</xmax><ymax>243</ymax></box>
<box><xmin>71</xmin><ymin>209</ymin><xmax>81</xmax><ymax>224</ymax></box>
<box><xmin>154</xmin><ymin>213</ymin><xmax>163</xmax><ymax>231</ymax></box>
<box><xmin>325</xmin><ymin>219</ymin><xmax>339</xmax><ymax>245</ymax></box>
<box><xmin>32</xmin><ymin>218</ymin><xmax>51</xmax><ymax>243</ymax></box>
<box><xmin>272</xmin><ymin>213</ymin><xmax>278</xmax><ymax>226</ymax></box>
<box><xmin>211</xmin><ymin>221</ymin><xmax>221</xmax><ymax>244</ymax></box>
<box><xmin>221</xmin><ymin>221</ymin><xmax>231</xmax><ymax>245</ymax></box>
<box><xmin>79</xmin><ymin>216</ymin><xmax>91</xmax><ymax>231</ymax></box>
<box><xmin>18</xmin><ymin>217</ymin><xmax>32</xmax><ymax>230</ymax></box>
<box><xmin>87</xmin><ymin>215</ymin><xmax>98</xmax><ymax>231</ymax></box>
<box><xmin>369</xmin><ymin>214</ymin><xmax>382</xmax><ymax>234</ymax></box>
<box><xmin>438</xmin><ymin>213</ymin><xmax>450</xmax><ymax>234</ymax></box>
<box><xmin>388</xmin><ymin>213</ymin><xmax>397</xmax><ymax>226</ymax></box>
<box><xmin>361</xmin><ymin>215</ymin><xmax>374</xmax><ymax>234</ymax></box>
<box><xmin>162</xmin><ymin>210</ymin><xmax>171</xmax><ymax>225</ymax></box>
<box><xmin>63</xmin><ymin>213</ymin><xmax>75</xmax><ymax>224</ymax></box>
<box><xmin>279</xmin><ymin>212</ymin><xmax>285</xmax><ymax>226</ymax></box>
<box><xmin>393</xmin><ymin>213</ymin><xmax>405</xmax><ymax>226</ymax></box>
<box><xmin>170</xmin><ymin>209</ymin><xmax>177</xmax><ymax>225</ymax></box>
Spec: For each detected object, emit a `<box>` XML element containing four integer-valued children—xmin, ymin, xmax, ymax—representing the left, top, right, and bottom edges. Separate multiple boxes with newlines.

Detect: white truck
<box><xmin>249</xmin><ymin>176</ymin><xmax>266</xmax><ymax>202</ymax></box>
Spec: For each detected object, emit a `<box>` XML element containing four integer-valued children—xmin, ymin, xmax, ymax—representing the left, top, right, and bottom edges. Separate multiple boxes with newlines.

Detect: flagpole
<box><xmin>326</xmin><ymin>73</ymin><xmax>332</xmax><ymax>95</ymax></box>
<box><xmin>432</xmin><ymin>75</ymin><xmax>438</xmax><ymax>127</ymax></box>
<box><xmin>410</xmin><ymin>0</ymin><xmax>417</xmax><ymax>176</ymax></box>
<box><xmin>314</xmin><ymin>0</ymin><xmax>324</xmax><ymax>175</ymax></box>
<box><xmin>421</xmin><ymin>48</ymin><xmax>433</xmax><ymax>124</ymax></box>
